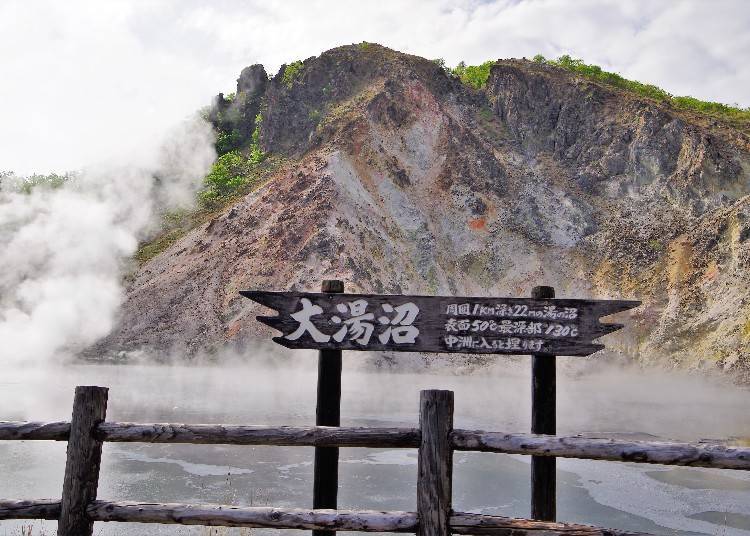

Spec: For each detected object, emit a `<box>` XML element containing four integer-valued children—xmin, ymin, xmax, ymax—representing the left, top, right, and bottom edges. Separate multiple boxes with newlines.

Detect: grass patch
<box><xmin>134</xmin><ymin>155</ymin><xmax>286</xmax><ymax>266</ymax></box>
<box><xmin>478</xmin><ymin>106</ymin><xmax>494</xmax><ymax>121</ymax></box>
<box><xmin>533</xmin><ymin>54</ymin><xmax>750</xmax><ymax>129</ymax></box>
<box><xmin>134</xmin><ymin>226</ymin><xmax>189</xmax><ymax>265</ymax></box>
<box><xmin>308</xmin><ymin>108</ymin><xmax>322</xmax><ymax>123</ymax></box>
<box><xmin>135</xmin><ymin>103</ymin><xmax>273</xmax><ymax>267</ymax></box>
<box><xmin>450</xmin><ymin>54</ymin><xmax>750</xmax><ymax>130</ymax></box>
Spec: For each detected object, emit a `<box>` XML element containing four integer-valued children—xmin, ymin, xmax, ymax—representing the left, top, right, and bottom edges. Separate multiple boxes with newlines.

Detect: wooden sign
<box><xmin>241</xmin><ymin>291</ymin><xmax>640</xmax><ymax>356</ymax></box>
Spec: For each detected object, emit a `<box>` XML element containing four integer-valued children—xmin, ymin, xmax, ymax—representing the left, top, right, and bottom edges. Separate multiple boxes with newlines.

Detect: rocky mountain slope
<box><xmin>97</xmin><ymin>44</ymin><xmax>750</xmax><ymax>377</ymax></box>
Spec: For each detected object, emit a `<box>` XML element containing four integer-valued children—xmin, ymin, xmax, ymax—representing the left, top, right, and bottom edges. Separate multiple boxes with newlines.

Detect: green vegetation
<box><xmin>282</xmin><ymin>60</ymin><xmax>304</xmax><ymax>88</ymax></box>
<box><xmin>537</xmin><ymin>54</ymin><xmax>672</xmax><ymax>101</ymax></box>
<box><xmin>201</xmin><ymin>151</ymin><xmax>252</xmax><ymax>200</ymax></box>
<box><xmin>0</xmin><ymin>170</ymin><xmax>74</xmax><ymax>193</ymax></box>
<box><xmin>215</xmin><ymin>128</ymin><xmax>242</xmax><ymax>155</ymax></box>
<box><xmin>134</xmin><ymin>224</ymin><xmax>188</xmax><ymax>265</ymax></box>
<box><xmin>432</xmin><ymin>58</ymin><xmax>448</xmax><ymax>71</ymax></box>
<box><xmin>135</xmin><ymin>154</ymin><xmax>284</xmax><ymax>265</ymax></box>
<box><xmin>647</xmin><ymin>239</ymin><xmax>664</xmax><ymax>252</ymax></box>
<box><xmin>248</xmin><ymin>112</ymin><xmax>264</xmax><ymax>165</ymax></box>
<box><xmin>450</xmin><ymin>54</ymin><xmax>750</xmax><ymax>128</ymax></box>
<box><xmin>534</xmin><ymin>54</ymin><xmax>750</xmax><ymax>127</ymax></box>
<box><xmin>308</xmin><ymin>108</ymin><xmax>322</xmax><ymax>123</ymax></box>
<box><xmin>201</xmin><ymin>112</ymin><xmax>266</xmax><ymax>203</ymax></box>
<box><xmin>478</xmin><ymin>106</ymin><xmax>494</xmax><ymax>121</ymax></box>
<box><xmin>137</xmin><ymin>85</ymin><xmax>274</xmax><ymax>265</ymax></box>
<box><xmin>451</xmin><ymin>60</ymin><xmax>494</xmax><ymax>89</ymax></box>
<box><xmin>673</xmin><ymin>95</ymin><xmax>750</xmax><ymax>120</ymax></box>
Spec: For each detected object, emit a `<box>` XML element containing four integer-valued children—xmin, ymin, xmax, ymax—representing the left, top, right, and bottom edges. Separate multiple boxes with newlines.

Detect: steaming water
<box><xmin>2</xmin><ymin>357</ymin><xmax>750</xmax><ymax>536</ymax></box>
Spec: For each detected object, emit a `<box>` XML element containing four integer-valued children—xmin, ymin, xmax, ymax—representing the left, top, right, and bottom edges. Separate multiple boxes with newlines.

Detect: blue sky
<box><xmin>2</xmin><ymin>0</ymin><xmax>748</xmax><ymax>173</ymax></box>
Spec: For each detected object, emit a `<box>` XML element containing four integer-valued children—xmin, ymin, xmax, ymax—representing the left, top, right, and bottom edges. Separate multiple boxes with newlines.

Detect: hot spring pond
<box><xmin>1</xmin><ymin>360</ymin><xmax>749</xmax><ymax>536</ymax></box>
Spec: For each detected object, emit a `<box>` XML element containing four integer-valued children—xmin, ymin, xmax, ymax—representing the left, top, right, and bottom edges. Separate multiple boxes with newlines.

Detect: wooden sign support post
<box><xmin>530</xmin><ymin>285</ymin><xmax>556</xmax><ymax>521</ymax></box>
<box><xmin>242</xmin><ymin>282</ymin><xmax>640</xmax><ymax>526</ymax></box>
<box><xmin>312</xmin><ymin>279</ymin><xmax>344</xmax><ymax>536</ymax></box>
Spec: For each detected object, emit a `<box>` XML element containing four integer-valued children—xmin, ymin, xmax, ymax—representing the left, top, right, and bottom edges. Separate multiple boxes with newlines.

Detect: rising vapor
<box><xmin>0</xmin><ymin>115</ymin><xmax>216</xmax><ymax>366</ymax></box>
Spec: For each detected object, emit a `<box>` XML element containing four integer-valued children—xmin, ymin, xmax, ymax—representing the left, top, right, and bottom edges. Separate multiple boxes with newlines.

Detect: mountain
<box><xmin>96</xmin><ymin>44</ymin><xmax>750</xmax><ymax>377</ymax></box>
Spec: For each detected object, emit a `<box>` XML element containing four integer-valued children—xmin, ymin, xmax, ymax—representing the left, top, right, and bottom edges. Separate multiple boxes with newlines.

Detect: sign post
<box><xmin>530</xmin><ymin>285</ymin><xmax>556</xmax><ymax>521</ymax></box>
<box><xmin>241</xmin><ymin>286</ymin><xmax>639</xmax><ymax>527</ymax></box>
<box><xmin>313</xmin><ymin>280</ymin><xmax>343</xmax><ymax>536</ymax></box>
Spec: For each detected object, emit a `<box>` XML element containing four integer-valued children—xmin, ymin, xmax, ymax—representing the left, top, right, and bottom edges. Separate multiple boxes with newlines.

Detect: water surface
<box><xmin>1</xmin><ymin>358</ymin><xmax>749</xmax><ymax>535</ymax></box>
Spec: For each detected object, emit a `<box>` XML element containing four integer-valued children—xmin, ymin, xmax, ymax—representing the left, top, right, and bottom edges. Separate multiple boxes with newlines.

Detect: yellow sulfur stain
<box><xmin>667</xmin><ymin>236</ymin><xmax>693</xmax><ymax>287</ymax></box>
<box><xmin>742</xmin><ymin>318</ymin><xmax>750</xmax><ymax>339</ymax></box>
<box><xmin>702</xmin><ymin>260</ymin><xmax>719</xmax><ymax>283</ymax></box>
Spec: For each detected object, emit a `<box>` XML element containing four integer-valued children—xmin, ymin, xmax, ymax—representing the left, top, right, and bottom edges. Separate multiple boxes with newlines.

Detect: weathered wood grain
<box><xmin>4</xmin><ymin>419</ymin><xmax>749</xmax><ymax>471</ymax></box>
<box><xmin>0</xmin><ymin>499</ymin><xmax>60</xmax><ymax>520</ymax></box>
<box><xmin>86</xmin><ymin>501</ymin><xmax>418</xmax><ymax>531</ymax></box>
<box><xmin>451</xmin><ymin>431</ymin><xmax>750</xmax><ymax>470</ymax></box>
<box><xmin>314</xmin><ymin>279</ymin><xmax>344</xmax><ymax>536</ymax></box>
<box><xmin>4</xmin><ymin>420</ymin><xmax>750</xmax><ymax>471</ymax></box>
<box><xmin>418</xmin><ymin>390</ymin><xmax>454</xmax><ymax>536</ymax></box>
<box><xmin>0</xmin><ymin>421</ymin><xmax>69</xmax><ymax>440</ymax></box>
<box><xmin>450</xmin><ymin>511</ymin><xmax>648</xmax><ymax>535</ymax></box>
<box><xmin>531</xmin><ymin>285</ymin><xmax>556</xmax><ymax>521</ymax></box>
<box><xmin>241</xmin><ymin>290</ymin><xmax>640</xmax><ymax>356</ymax></box>
<box><xmin>58</xmin><ymin>386</ymin><xmax>108</xmax><ymax>536</ymax></box>
<box><xmin>97</xmin><ymin>423</ymin><xmax>421</xmax><ymax>446</ymax></box>
<box><xmin>0</xmin><ymin>499</ymin><xmax>650</xmax><ymax>535</ymax></box>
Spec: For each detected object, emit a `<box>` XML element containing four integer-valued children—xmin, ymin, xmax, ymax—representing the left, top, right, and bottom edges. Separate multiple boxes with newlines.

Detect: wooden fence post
<box><xmin>58</xmin><ymin>386</ymin><xmax>109</xmax><ymax>536</ymax></box>
<box><xmin>417</xmin><ymin>390</ymin><xmax>454</xmax><ymax>536</ymax></box>
<box><xmin>313</xmin><ymin>279</ymin><xmax>344</xmax><ymax>536</ymax></box>
<box><xmin>530</xmin><ymin>285</ymin><xmax>556</xmax><ymax>521</ymax></box>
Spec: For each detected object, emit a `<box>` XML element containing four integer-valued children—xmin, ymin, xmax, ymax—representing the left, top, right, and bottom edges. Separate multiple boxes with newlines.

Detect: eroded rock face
<box><xmin>207</xmin><ymin>64</ymin><xmax>268</xmax><ymax>150</ymax></box>
<box><xmin>237</xmin><ymin>64</ymin><xmax>268</xmax><ymax>97</ymax></box>
<box><xmin>97</xmin><ymin>44</ymin><xmax>750</xmax><ymax>378</ymax></box>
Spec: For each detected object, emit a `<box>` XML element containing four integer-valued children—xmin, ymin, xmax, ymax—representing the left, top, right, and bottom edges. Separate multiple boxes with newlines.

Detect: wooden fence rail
<box><xmin>0</xmin><ymin>500</ymin><xmax>649</xmax><ymax>535</ymax></box>
<box><xmin>1</xmin><ymin>386</ymin><xmax>747</xmax><ymax>535</ymax></box>
<box><xmin>2</xmin><ymin>421</ymin><xmax>748</xmax><ymax>470</ymax></box>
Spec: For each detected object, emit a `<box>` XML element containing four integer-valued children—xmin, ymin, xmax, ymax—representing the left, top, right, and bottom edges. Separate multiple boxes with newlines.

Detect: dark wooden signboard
<box><xmin>240</xmin><ymin>291</ymin><xmax>640</xmax><ymax>356</ymax></box>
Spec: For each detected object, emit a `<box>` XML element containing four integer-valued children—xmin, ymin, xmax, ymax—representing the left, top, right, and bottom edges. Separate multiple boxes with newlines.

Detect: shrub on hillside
<box><xmin>451</xmin><ymin>60</ymin><xmax>494</xmax><ymax>89</ymax></box>
<box><xmin>282</xmin><ymin>60</ymin><xmax>304</xmax><ymax>88</ymax></box>
<box><xmin>200</xmin><ymin>151</ymin><xmax>251</xmax><ymax>201</ymax></box>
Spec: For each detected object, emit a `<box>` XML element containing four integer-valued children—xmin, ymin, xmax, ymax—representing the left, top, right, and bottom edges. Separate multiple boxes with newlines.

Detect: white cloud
<box><xmin>1</xmin><ymin>0</ymin><xmax>748</xmax><ymax>173</ymax></box>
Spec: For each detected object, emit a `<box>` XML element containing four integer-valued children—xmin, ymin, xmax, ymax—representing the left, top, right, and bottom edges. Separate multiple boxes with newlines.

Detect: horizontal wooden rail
<box><xmin>0</xmin><ymin>499</ymin><xmax>61</xmax><ymax>520</ymax></box>
<box><xmin>0</xmin><ymin>421</ymin><xmax>420</xmax><ymax>447</ymax></box>
<box><xmin>87</xmin><ymin>501</ymin><xmax>417</xmax><ymax>531</ymax></box>
<box><xmin>449</xmin><ymin>512</ymin><xmax>648</xmax><ymax>535</ymax></box>
<box><xmin>0</xmin><ymin>500</ymin><xmax>646</xmax><ymax>535</ymax></box>
<box><xmin>451</xmin><ymin>430</ymin><xmax>750</xmax><ymax>470</ymax></box>
<box><xmin>97</xmin><ymin>423</ymin><xmax>420</xmax><ymax>447</ymax></box>
<box><xmin>0</xmin><ymin>421</ymin><xmax>70</xmax><ymax>441</ymax></box>
<box><xmin>3</xmin><ymin>421</ymin><xmax>750</xmax><ymax>471</ymax></box>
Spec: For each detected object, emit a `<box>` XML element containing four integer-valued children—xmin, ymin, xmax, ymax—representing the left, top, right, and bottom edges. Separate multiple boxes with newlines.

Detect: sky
<box><xmin>1</xmin><ymin>0</ymin><xmax>749</xmax><ymax>174</ymax></box>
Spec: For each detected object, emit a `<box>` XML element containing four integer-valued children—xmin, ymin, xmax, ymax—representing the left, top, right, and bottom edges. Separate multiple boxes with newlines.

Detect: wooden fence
<box><xmin>2</xmin><ymin>386</ymin><xmax>750</xmax><ymax>536</ymax></box>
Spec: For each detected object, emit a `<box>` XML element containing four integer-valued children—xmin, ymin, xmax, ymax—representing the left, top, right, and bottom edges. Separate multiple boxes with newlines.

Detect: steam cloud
<box><xmin>0</xmin><ymin>115</ymin><xmax>216</xmax><ymax>366</ymax></box>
